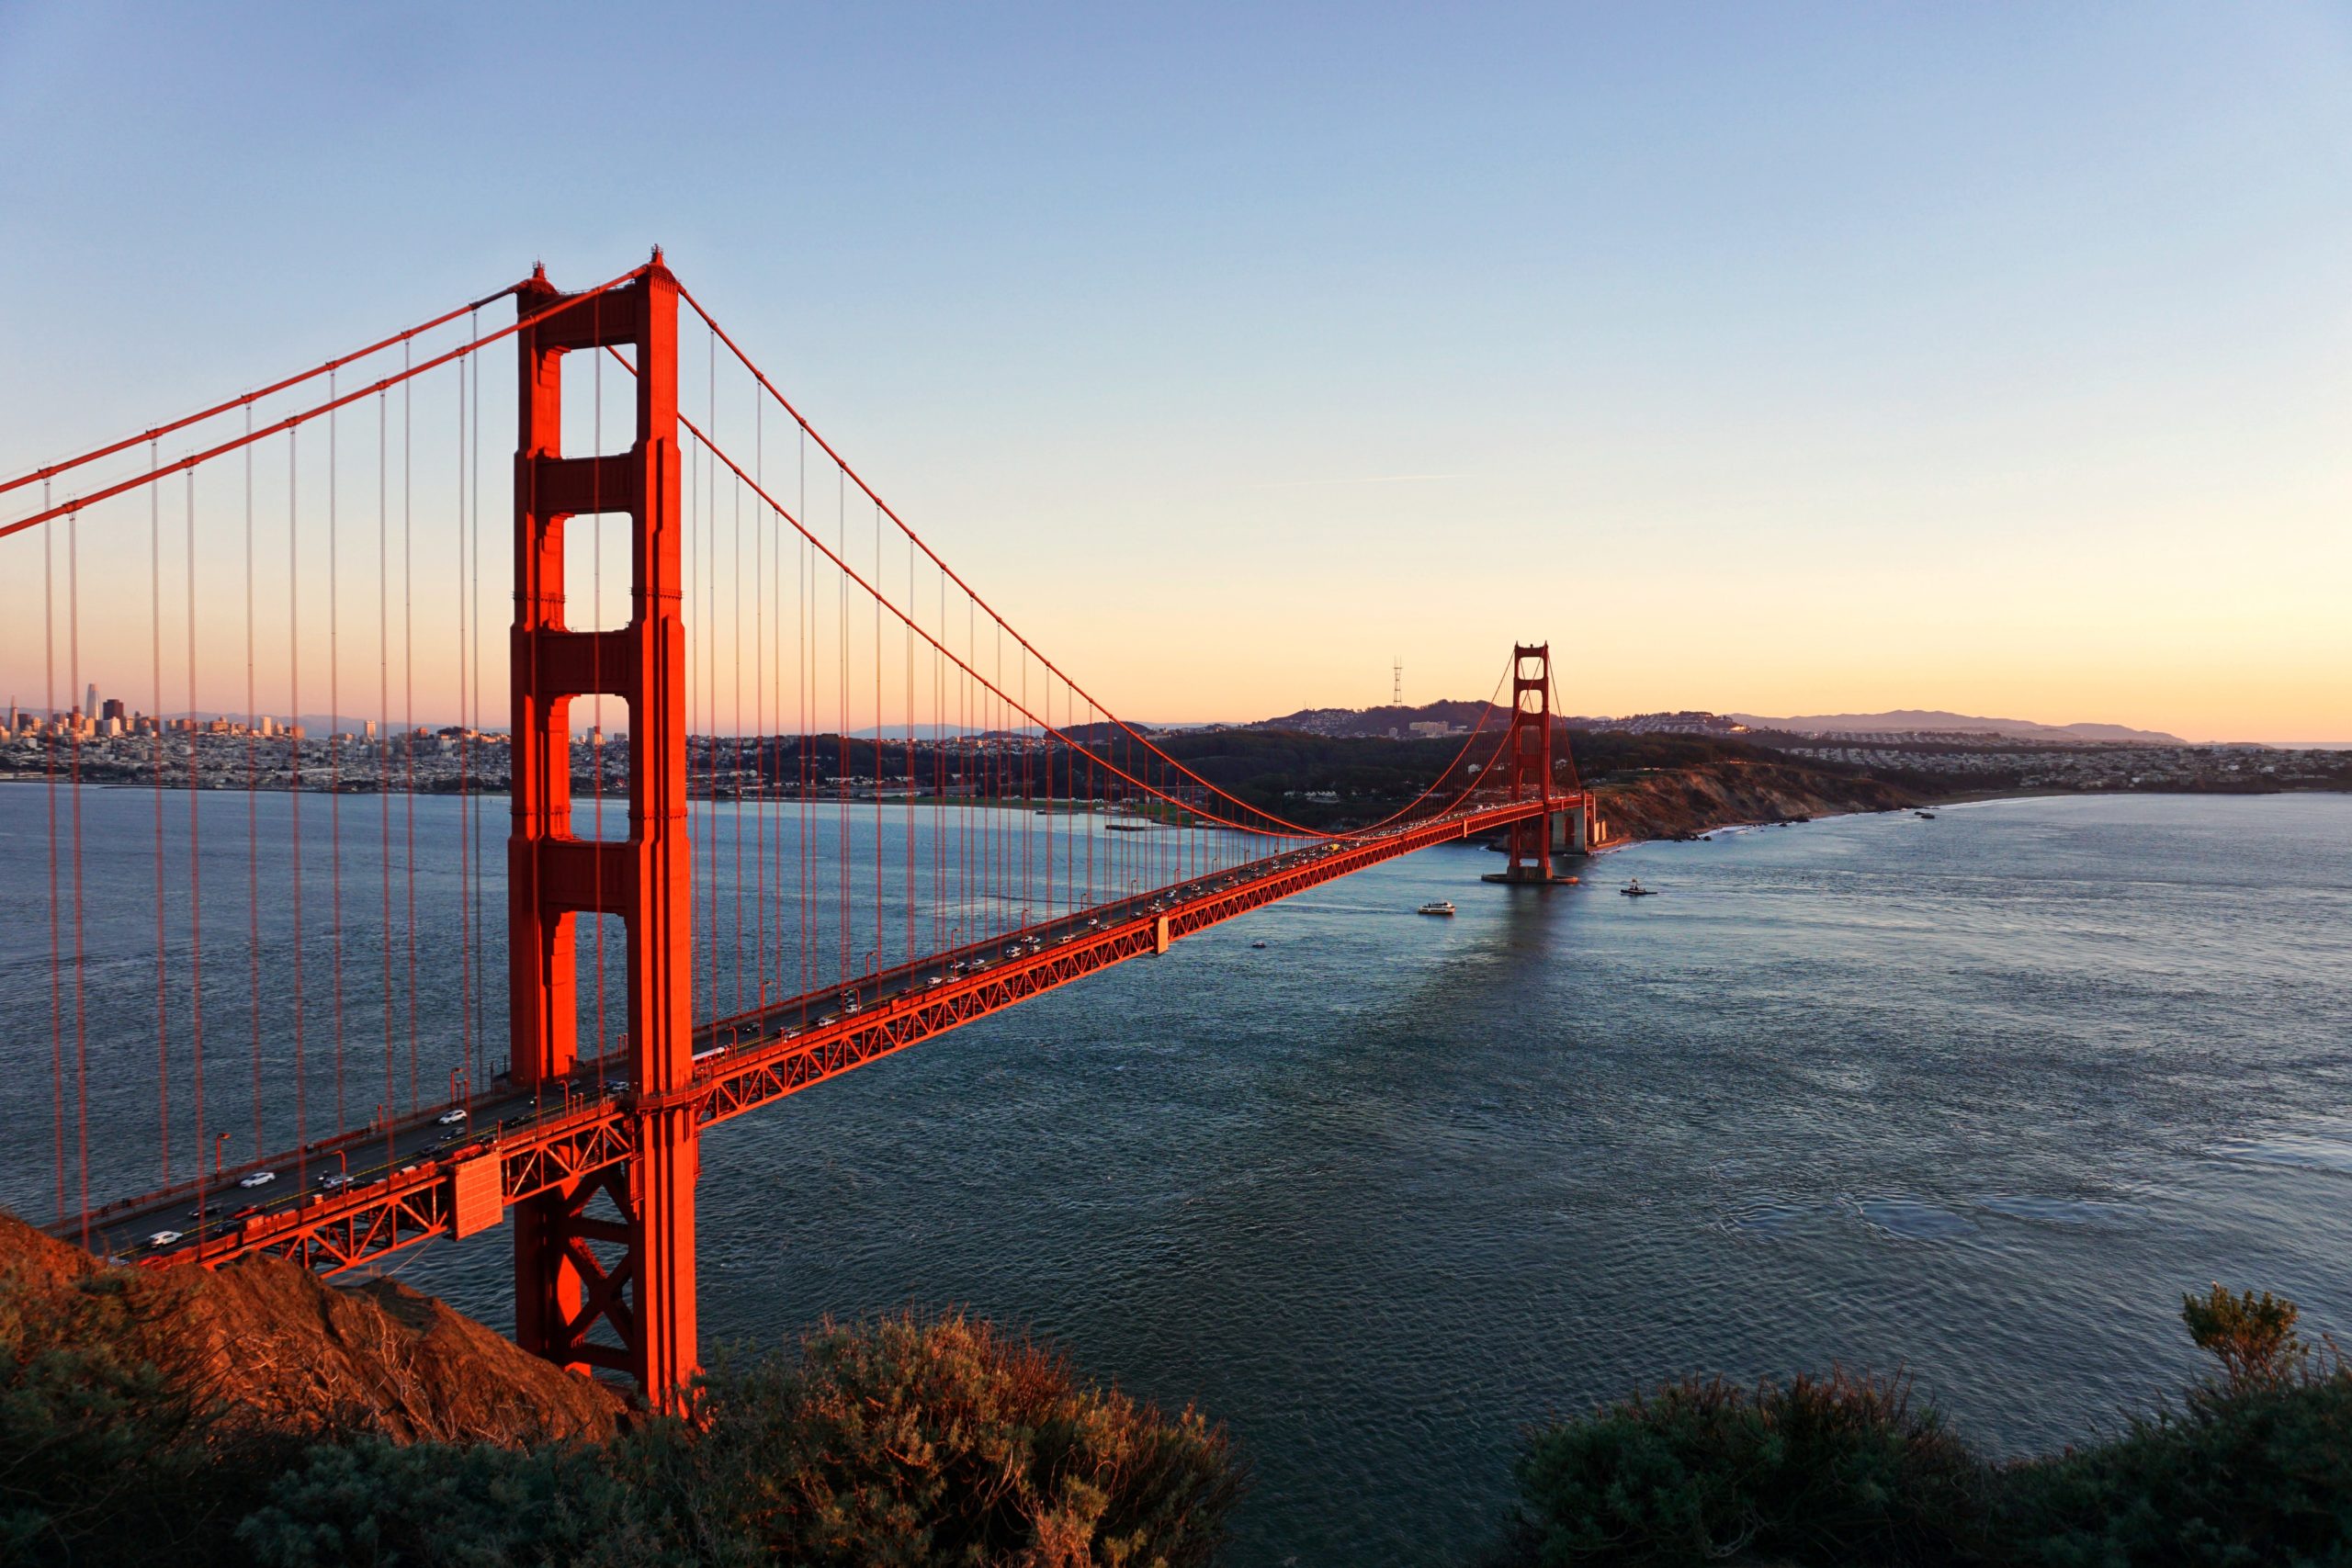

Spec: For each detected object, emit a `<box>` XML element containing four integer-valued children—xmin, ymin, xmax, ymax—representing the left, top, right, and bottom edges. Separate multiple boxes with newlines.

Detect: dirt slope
<box><xmin>1</xmin><ymin>1209</ymin><xmax>620</xmax><ymax>1444</ymax></box>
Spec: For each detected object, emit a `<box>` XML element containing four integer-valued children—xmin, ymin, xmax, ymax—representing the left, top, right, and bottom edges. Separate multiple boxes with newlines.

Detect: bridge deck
<box><xmin>75</xmin><ymin>796</ymin><xmax>1558</xmax><ymax>1272</ymax></box>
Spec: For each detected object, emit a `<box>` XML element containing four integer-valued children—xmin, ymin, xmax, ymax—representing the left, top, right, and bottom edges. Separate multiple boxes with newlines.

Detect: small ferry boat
<box><xmin>1621</xmin><ymin>879</ymin><xmax>1657</xmax><ymax>897</ymax></box>
<box><xmin>1417</xmin><ymin>900</ymin><xmax>1456</xmax><ymax>917</ymax></box>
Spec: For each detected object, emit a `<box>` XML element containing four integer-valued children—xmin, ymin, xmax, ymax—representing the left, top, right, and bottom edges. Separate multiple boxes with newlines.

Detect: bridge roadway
<box><xmin>72</xmin><ymin>795</ymin><xmax>1557</xmax><ymax>1273</ymax></box>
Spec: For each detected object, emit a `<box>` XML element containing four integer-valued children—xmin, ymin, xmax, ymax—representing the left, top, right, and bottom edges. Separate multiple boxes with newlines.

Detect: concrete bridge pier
<box><xmin>1481</xmin><ymin>802</ymin><xmax>1589</xmax><ymax>885</ymax></box>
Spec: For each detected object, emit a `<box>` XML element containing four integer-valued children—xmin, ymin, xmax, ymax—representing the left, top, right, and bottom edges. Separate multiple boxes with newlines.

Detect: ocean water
<box><xmin>6</xmin><ymin>790</ymin><xmax>2351</xmax><ymax>1564</ymax></box>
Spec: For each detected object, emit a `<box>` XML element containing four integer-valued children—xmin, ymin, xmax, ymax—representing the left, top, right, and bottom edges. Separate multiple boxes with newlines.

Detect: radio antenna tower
<box><xmin>1392</xmin><ymin>657</ymin><xmax>1403</xmax><ymax>708</ymax></box>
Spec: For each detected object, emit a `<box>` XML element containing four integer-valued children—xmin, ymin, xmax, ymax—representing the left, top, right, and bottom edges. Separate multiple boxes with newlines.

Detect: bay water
<box><xmin>5</xmin><ymin>788</ymin><xmax>2348</xmax><ymax>1563</ymax></box>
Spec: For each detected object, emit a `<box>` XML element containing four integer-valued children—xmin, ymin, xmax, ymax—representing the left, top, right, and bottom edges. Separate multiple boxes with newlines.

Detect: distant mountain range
<box><xmin>1242</xmin><ymin>700</ymin><xmax>2190</xmax><ymax>747</ymax></box>
<box><xmin>1728</xmin><ymin>710</ymin><xmax>2187</xmax><ymax>744</ymax></box>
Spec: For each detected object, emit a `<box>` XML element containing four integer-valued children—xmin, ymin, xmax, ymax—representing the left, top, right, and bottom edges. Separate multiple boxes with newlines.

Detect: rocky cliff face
<box><xmin>1</xmin><ymin>1210</ymin><xmax>620</xmax><ymax>1445</ymax></box>
<box><xmin>1590</xmin><ymin>760</ymin><xmax>1914</xmax><ymax>844</ymax></box>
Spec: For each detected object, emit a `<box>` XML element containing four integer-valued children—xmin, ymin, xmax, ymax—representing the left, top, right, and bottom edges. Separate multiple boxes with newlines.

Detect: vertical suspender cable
<box><xmin>1020</xmin><ymin>649</ymin><xmax>1031</xmax><ymax>927</ymax></box>
<box><xmin>837</xmin><ymin>470</ymin><xmax>848</xmax><ymax>986</ymax></box>
<box><xmin>454</xmin><ymin>348</ymin><xmax>471</xmax><ymax>1104</ymax></box>
<box><xmin>288</xmin><ymin>429</ymin><xmax>306</xmax><ymax>1175</ymax></box>
<box><xmin>933</xmin><ymin>563</ymin><xmax>944</xmax><ymax>956</ymax></box>
<box><xmin>686</xmin><ymin>425</ymin><xmax>698</xmax><ymax>1017</ymax></box>
<box><xmin>797</xmin><ymin>433</ymin><xmax>808</xmax><ymax>1022</ymax></box>
<box><xmin>692</xmin><ymin>340</ymin><xmax>706</xmax><ymax>1018</ymax></box>
<box><xmin>44</xmin><ymin>481</ymin><xmax>63</xmax><ymax>1222</ymax></box>
<box><xmin>68</xmin><ymin>505</ymin><xmax>89</xmax><ymax>1243</ymax></box>
<box><xmin>993</xmin><ymin>625</ymin><xmax>1001</xmax><ymax>924</ymax></box>
<box><xmin>469</xmin><ymin>321</ymin><xmax>486</xmax><ymax>1084</ymax></box>
<box><xmin>733</xmin><ymin>446</ymin><xmax>744</xmax><ymax>1010</ymax></box>
<box><xmin>959</xmin><ymin>598</ymin><xmax>968</xmax><ymax>958</ymax></box>
<box><xmin>594</xmin><ymin>310</ymin><xmax>607</xmax><ymax>1077</ymax></box>
<box><xmin>872</xmin><ymin>501</ymin><xmax>882</xmax><ymax>977</ymax></box>
<box><xmin>776</xmin><ymin>400</ymin><xmax>789</xmax><ymax>1004</ymax></box>
<box><xmin>754</xmin><ymin>389</ymin><xmax>766</xmax><ymax>1004</ymax></box>
<box><xmin>402</xmin><ymin>344</ymin><xmax>417</xmax><ymax>1112</ymax></box>
<box><xmin>186</xmin><ymin>468</ymin><xmax>206</xmax><ymax>1218</ymax></box>
<box><xmin>245</xmin><ymin>410</ymin><xmax>262</xmax><ymax>1158</ymax></box>
<box><xmin>709</xmin><ymin>329</ymin><xmax>722</xmax><ymax>1018</ymax></box>
<box><xmin>331</xmin><ymin>377</ymin><xmax>347</xmax><ymax>1134</ymax></box>
<box><xmin>378</xmin><ymin>389</ymin><xmax>394</xmax><ymax>1137</ymax></box>
<box><xmin>905</xmin><ymin>527</ymin><xmax>915</xmax><ymax>969</ymax></box>
<box><xmin>772</xmin><ymin>414</ymin><xmax>786</xmax><ymax>1006</ymax></box>
<box><xmin>1085</xmin><ymin>699</ymin><xmax>1094</xmax><ymax>909</ymax></box>
<box><xmin>734</xmin><ymin>439</ymin><xmax>746</xmax><ymax>1011</ymax></box>
<box><xmin>152</xmin><ymin>444</ymin><xmax>171</xmax><ymax>1181</ymax></box>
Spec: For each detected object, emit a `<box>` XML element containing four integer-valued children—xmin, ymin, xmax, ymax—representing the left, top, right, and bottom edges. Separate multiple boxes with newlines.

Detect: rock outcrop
<box><xmin>1590</xmin><ymin>760</ymin><xmax>1914</xmax><ymax>844</ymax></box>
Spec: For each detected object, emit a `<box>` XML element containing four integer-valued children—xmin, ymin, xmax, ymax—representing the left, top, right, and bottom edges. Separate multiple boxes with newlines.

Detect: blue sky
<box><xmin>4</xmin><ymin>3</ymin><xmax>2348</xmax><ymax>739</ymax></box>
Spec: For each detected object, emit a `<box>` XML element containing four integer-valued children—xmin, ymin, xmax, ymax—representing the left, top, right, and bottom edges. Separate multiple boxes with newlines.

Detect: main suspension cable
<box><xmin>0</xmin><ymin>281</ymin><xmax>525</xmax><ymax>502</ymax></box>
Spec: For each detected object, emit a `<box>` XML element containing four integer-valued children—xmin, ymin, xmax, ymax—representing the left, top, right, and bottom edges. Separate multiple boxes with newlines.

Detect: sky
<box><xmin>3</xmin><ymin>2</ymin><xmax>2349</xmax><ymax>742</ymax></box>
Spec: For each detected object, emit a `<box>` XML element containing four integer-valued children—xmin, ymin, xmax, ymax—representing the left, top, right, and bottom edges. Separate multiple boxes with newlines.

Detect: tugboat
<box><xmin>1417</xmin><ymin>899</ymin><xmax>1456</xmax><ymax>917</ymax></box>
<box><xmin>1620</xmin><ymin>879</ymin><xmax>1658</xmax><ymax>897</ymax></box>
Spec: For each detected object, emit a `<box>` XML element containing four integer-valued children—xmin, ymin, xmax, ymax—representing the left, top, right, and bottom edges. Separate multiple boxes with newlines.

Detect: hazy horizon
<box><xmin>17</xmin><ymin>685</ymin><xmax>2343</xmax><ymax>750</ymax></box>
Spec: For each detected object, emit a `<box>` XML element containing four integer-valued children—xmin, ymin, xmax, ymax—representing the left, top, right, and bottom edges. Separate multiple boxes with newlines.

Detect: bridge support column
<box><xmin>1483</xmin><ymin>643</ymin><xmax>1579</xmax><ymax>886</ymax></box>
<box><xmin>509</xmin><ymin>254</ymin><xmax>696</xmax><ymax>1410</ymax></box>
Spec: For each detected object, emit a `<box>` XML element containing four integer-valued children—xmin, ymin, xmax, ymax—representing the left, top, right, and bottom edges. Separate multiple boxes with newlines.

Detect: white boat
<box><xmin>1417</xmin><ymin>900</ymin><xmax>1456</xmax><ymax>917</ymax></box>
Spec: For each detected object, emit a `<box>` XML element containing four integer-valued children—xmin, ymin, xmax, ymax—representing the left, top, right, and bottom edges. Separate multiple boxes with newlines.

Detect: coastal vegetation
<box><xmin>0</xmin><ymin>1213</ymin><xmax>1238</xmax><ymax>1567</ymax></box>
<box><xmin>1488</xmin><ymin>1285</ymin><xmax>2352</xmax><ymax>1567</ymax></box>
<box><xmin>11</xmin><ymin>1203</ymin><xmax>2352</xmax><ymax>1565</ymax></box>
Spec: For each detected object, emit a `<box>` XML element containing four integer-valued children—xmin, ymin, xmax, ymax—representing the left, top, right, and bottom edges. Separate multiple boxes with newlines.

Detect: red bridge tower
<box><xmin>508</xmin><ymin>255</ymin><xmax>697</xmax><ymax>1408</ymax></box>
<box><xmin>1487</xmin><ymin>642</ymin><xmax>1587</xmax><ymax>884</ymax></box>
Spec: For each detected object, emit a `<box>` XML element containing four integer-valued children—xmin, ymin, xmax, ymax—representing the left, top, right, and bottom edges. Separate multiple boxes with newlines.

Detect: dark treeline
<box><xmin>680</xmin><ymin>725</ymin><xmax>1856</xmax><ymax>833</ymax></box>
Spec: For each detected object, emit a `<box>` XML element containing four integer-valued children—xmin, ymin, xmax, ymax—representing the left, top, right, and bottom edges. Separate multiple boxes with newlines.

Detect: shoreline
<box><xmin>1583</xmin><ymin>780</ymin><xmax>2352</xmax><ymax>859</ymax></box>
<box><xmin>6</xmin><ymin>772</ymin><xmax>2345</xmax><ymax>824</ymax></box>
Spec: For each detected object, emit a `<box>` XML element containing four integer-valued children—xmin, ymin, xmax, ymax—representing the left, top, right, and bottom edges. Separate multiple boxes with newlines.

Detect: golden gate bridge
<box><xmin>1</xmin><ymin>251</ymin><xmax>1593</xmax><ymax>1408</ymax></box>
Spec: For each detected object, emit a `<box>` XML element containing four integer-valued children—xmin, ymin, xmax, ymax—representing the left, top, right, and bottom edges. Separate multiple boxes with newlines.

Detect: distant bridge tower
<box><xmin>1485</xmin><ymin>642</ymin><xmax>1585</xmax><ymax>885</ymax></box>
<box><xmin>509</xmin><ymin>254</ymin><xmax>697</xmax><ymax>1409</ymax></box>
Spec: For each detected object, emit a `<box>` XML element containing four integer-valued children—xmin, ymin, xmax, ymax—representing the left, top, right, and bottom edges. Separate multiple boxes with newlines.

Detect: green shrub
<box><xmin>1504</xmin><ymin>1368</ymin><xmax>1984</xmax><ymax>1566</ymax></box>
<box><xmin>1996</xmin><ymin>1289</ymin><xmax>2352</xmax><ymax>1568</ymax></box>
<box><xmin>234</xmin><ymin>1437</ymin><xmax>694</xmax><ymax>1568</ymax></box>
<box><xmin>4</xmin><ymin>1242</ymin><xmax>1238</xmax><ymax>1568</ymax></box>
<box><xmin>1997</xmin><ymin>1375</ymin><xmax>2352</xmax><ymax>1568</ymax></box>
<box><xmin>678</xmin><ymin>1309</ymin><xmax>1241</xmax><ymax>1567</ymax></box>
<box><xmin>1494</xmin><ymin>1289</ymin><xmax>2352</xmax><ymax>1567</ymax></box>
<box><xmin>2179</xmin><ymin>1284</ymin><xmax>2329</xmax><ymax>1393</ymax></box>
<box><xmin>226</xmin><ymin>1310</ymin><xmax>1240</xmax><ymax>1568</ymax></box>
